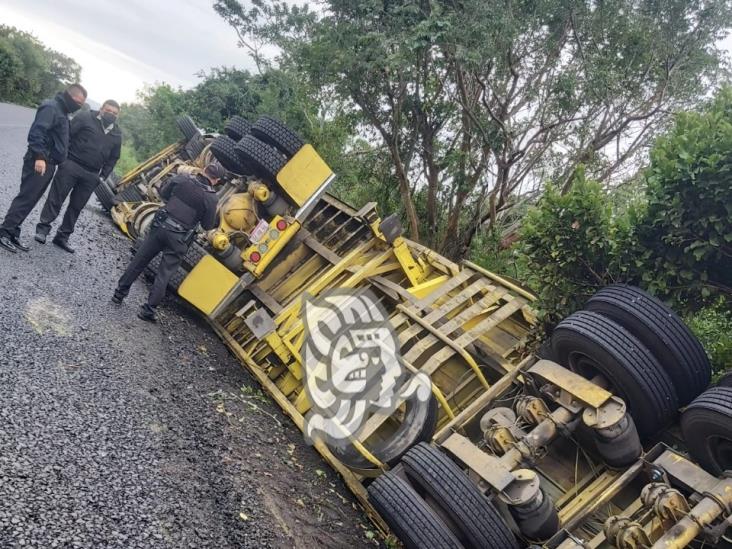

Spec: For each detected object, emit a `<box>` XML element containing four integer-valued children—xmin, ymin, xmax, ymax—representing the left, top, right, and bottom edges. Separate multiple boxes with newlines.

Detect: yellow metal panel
<box><xmin>276</xmin><ymin>144</ymin><xmax>333</xmax><ymax>206</ymax></box>
<box><xmin>178</xmin><ymin>255</ymin><xmax>239</xmax><ymax>316</ymax></box>
<box><xmin>407</xmin><ymin>275</ymin><xmax>449</xmax><ymax>299</ymax></box>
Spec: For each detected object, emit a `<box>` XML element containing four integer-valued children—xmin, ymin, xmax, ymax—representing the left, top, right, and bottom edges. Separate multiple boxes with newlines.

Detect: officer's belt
<box><xmin>161</xmin><ymin>216</ymin><xmax>188</xmax><ymax>232</ymax></box>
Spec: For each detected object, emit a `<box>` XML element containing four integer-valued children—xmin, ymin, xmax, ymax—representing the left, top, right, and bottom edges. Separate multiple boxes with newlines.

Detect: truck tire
<box><xmin>224</xmin><ymin>115</ymin><xmax>251</xmax><ymax>141</ymax></box>
<box><xmin>176</xmin><ymin>114</ymin><xmax>200</xmax><ymax>141</ymax></box>
<box><xmin>681</xmin><ymin>386</ymin><xmax>732</xmax><ymax>475</ymax></box>
<box><xmin>169</xmin><ymin>268</ymin><xmax>186</xmax><ymax>291</ymax></box>
<box><xmin>117</xmin><ymin>185</ymin><xmax>145</xmax><ymax>204</ymax></box>
<box><xmin>182</xmin><ymin>241</ymin><xmax>207</xmax><ymax>269</ymax></box>
<box><xmin>94</xmin><ymin>179</ymin><xmax>115</xmax><ymax>210</ymax></box>
<box><xmin>210</xmin><ymin>135</ymin><xmax>247</xmax><ymax>175</ymax></box>
<box><xmin>183</xmin><ymin>135</ymin><xmax>206</xmax><ymax>161</ymax></box>
<box><xmin>585</xmin><ymin>284</ymin><xmax>711</xmax><ymax>405</ymax></box>
<box><xmin>331</xmin><ymin>394</ymin><xmax>438</xmax><ymax>469</ymax></box>
<box><xmin>551</xmin><ymin>310</ymin><xmax>678</xmax><ymax>439</ymax></box>
<box><xmin>368</xmin><ymin>473</ymin><xmax>462</xmax><ymax>549</ymax></box>
<box><xmin>717</xmin><ymin>371</ymin><xmax>732</xmax><ymax>388</ymax></box>
<box><xmin>251</xmin><ymin>115</ymin><xmax>304</xmax><ymax>157</ymax></box>
<box><xmin>234</xmin><ymin>135</ymin><xmax>286</xmax><ymax>183</ymax></box>
<box><xmin>402</xmin><ymin>443</ymin><xmax>519</xmax><ymax>549</ymax></box>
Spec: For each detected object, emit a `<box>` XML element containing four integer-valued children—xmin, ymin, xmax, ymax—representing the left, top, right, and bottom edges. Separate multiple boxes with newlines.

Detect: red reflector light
<box><xmin>250</xmin><ymin>251</ymin><xmax>261</xmax><ymax>263</ymax></box>
<box><xmin>276</xmin><ymin>219</ymin><xmax>288</xmax><ymax>231</ymax></box>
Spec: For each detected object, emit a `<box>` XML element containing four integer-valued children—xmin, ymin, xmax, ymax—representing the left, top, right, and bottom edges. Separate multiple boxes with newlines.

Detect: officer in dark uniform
<box><xmin>112</xmin><ymin>163</ymin><xmax>225</xmax><ymax>322</ymax></box>
<box><xmin>35</xmin><ymin>99</ymin><xmax>122</xmax><ymax>252</ymax></box>
<box><xmin>0</xmin><ymin>83</ymin><xmax>87</xmax><ymax>253</ymax></box>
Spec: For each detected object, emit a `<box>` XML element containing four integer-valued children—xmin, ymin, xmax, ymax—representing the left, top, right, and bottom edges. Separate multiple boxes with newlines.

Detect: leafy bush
<box><xmin>685</xmin><ymin>299</ymin><xmax>732</xmax><ymax>379</ymax></box>
<box><xmin>520</xmin><ymin>171</ymin><xmax>621</xmax><ymax>328</ymax></box>
<box><xmin>635</xmin><ymin>87</ymin><xmax>732</xmax><ymax>308</ymax></box>
<box><xmin>115</xmin><ymin>142</ymin><xmax>140</xmax><ymax>177</ymax></box>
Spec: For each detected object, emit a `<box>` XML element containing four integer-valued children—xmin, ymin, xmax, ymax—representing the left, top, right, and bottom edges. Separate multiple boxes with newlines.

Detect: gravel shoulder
<box><xmin>0</xmin><ymin>103</ymin><xmax>377</xmax><ymax>549</ymax></box>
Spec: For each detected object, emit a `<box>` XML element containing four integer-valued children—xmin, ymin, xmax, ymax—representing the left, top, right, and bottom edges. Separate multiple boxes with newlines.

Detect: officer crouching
<box><xmin>112</xmin><ymin>163</ymin><xmax>225</xmax><ymax>322</ymax></box>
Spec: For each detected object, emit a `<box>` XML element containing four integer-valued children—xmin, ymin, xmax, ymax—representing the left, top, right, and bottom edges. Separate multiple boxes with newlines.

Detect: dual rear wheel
<box><xmin>552</xmin><ymin>284</ymin><xmax>729</xmax><ymax>476</ymax></box>
<box><xmin>369</xmin><ymin>443</ymin><xmax>518</xmax><ymax>549</ymax></box>
<box><xmin>210</xmin><ymin>115</ymin><xmax>305</xmax><ymax>184</ymax></box>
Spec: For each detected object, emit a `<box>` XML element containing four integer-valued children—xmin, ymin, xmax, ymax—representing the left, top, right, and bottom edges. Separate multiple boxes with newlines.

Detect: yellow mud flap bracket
<box><xmin>277</xmin><ymin>144</ymin><xmax>336</xmax><ymax>220</ymax></box>
<box><xmin>178</xmin><ymin>255</ymin><xmax>239</xmax><ymax>316</ymax></box>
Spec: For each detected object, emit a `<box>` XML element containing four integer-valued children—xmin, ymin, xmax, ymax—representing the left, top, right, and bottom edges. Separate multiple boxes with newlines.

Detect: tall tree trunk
<box><xmin>388</xmin><ymin>142</ymin><xmax>420</xmax><ymax>242</ymax></box>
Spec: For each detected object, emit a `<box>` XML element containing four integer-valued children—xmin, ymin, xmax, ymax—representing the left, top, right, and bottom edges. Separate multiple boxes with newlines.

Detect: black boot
<box><xmin>111</xmin><ymin>290</ymin><xmax>125</xmax><ymax>304</ymax></box>
<box><xmin>0</xmin><ymin>235</ymin><xmax>17</xmax><ymax>253</ymax></box>
<box><xmin>52</xmin><ymin>236</ymin><xmax>75</xmax><ymax>253</ymax></box>
<box><xmin>10</xmin><ymin>237</ymin><xmax>30</xmax><ymax>252</ymax></box>
<box><xmin>137</xmin><ymin>304</ymin><xmax>157</xmax><ymax>323</ymax></box>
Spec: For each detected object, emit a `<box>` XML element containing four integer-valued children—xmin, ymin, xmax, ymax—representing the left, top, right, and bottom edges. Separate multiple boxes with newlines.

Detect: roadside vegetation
<box><xmin>0</xmin><ymin>25</ymin><xmax>81</xmax><ymax>106</ymax></box>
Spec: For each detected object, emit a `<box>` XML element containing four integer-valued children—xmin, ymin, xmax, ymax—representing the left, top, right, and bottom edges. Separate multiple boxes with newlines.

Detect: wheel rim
<box><xmin>566</xmin><ymin>350</ymin><xmax>628</xmax><ymax>405</ymax></box>
<box><xmin>567</xmin><ymin>350</ymin><xmax>603</xmax><ymax>380</ymax></box>
<box><xmin>708</xmin><ymin>435</ymin><xmax>732</xmax><ymax>471</ymax></box>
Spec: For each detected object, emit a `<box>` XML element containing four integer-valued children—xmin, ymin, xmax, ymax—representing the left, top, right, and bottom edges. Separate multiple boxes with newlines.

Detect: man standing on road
<box><xmin>35</xmin><ymin>99</ymin><xmax>122</xmax><ymax>253</ymax></box>
<box><xmin>0</xmin><ymin>84</ymin><xmax>87</xmax><ymax>253</ymax></box>
<box><xmin>112</xmin><ymin>163</ymin><xmax>225</xmax><ymax>322</ymax></box>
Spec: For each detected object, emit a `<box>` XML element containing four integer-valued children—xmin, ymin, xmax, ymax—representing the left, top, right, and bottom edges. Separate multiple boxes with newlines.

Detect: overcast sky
<box><xmin>0</xmin><ymin>0</ymin><xmax>255</xmax><ymax>104</ymax></box>
<box><xmin>2</xmin><ymin>1</ymin><xmax>732</xmax><ymax>107</ymax></box>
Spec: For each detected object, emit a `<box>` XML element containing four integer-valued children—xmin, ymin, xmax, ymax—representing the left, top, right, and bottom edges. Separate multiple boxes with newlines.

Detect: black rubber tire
<box><xmin>94</xmin><ymin>179</ymin><xmax>115</xmax><ymax>210</ymax></box>
<box><xmin>551</xmin><ymin>311</ymin><xmax>678</xmax><ymax>439</ymax></box>
<box><xmin>368</xmin><ymin>473</ymin><xmax>462</xmax><ymax>549</ymax></box>
<box><xmin>234</xmin><ymin>135</ymin><xmax>286</xmax><ymax>183</ymax></box>
<box><xmin>251</xmin><ymin>115</ymin><xmax>305</xmax><ymax>157</ymax></box>
<box><xmin>175</xmin><ymin>114</ymin><xmax>200</xmax><ymax>141</ymax></box>
<box><xmin>224</xmin><ymin>115</ymin><xmax>251</xmax><ymax>141</ymax></box>
<box><xmin>169</xmin><ymin>267</ymin><xmax>186</xmax><ymax>291</ymax></box>
<box><xmin>585</xmin><ymin>284</ymin><xmax>711</xmax><ymax>405</ymax></box>
<box><xmin>116</xmin><ymin>185</ymin><xmax>145</xmax><ymax>204</ymax></box>
<box><xmin>182</xmin><ymin>241</ymin><xmax>207</xmax><ymax>269</ymax></box>
<box><xmin>681</xmin><ymin>386</ymin><xmax>732</xmax><ymax>475</ymax></box>
<box><xmin>183</xmin><ymin>135</ymin><xmax>206</xmax><ymax>161</ymax></box>
<box><xmin>717</xmin><ymin>371</ymin><xmax>732</xmax><ymax>388</ymax></box>
<box><xmin>402</xmin><ymin>443</ymin><xmax>518</xmax><ymax>549</ymax></box>
<box><xmin>210</xmin><ymin>135</ymin><xmax>247</xmax><ymax>175</ymax></box>
<box><xmin>331</xmin><ymin>394</ymin><xmax>439</xmax><ymax>469</ymax></box>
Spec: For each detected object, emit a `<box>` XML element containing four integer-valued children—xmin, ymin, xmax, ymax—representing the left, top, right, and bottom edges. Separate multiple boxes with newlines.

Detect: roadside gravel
<box><xmin>0</xmin><ymin>102</ymin><xmax>376</xmax><ymax>549</ymax></box>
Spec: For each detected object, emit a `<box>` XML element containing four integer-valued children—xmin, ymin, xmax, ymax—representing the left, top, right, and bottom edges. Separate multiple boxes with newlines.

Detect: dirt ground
<box><xmin>0</xmin><ymin>102</ymin><xmax>380</xmax><ymax>549</ymax></box>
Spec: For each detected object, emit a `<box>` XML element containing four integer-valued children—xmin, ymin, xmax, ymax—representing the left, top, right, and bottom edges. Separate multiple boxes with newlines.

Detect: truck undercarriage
<box><xmin>100</xmin><ymin>114</ymin><xmax>732</xmax><ymax>548</ymax></box>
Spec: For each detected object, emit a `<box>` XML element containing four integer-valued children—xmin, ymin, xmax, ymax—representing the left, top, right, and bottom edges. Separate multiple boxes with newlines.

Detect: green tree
<box><xmin>215</xmin><ymin>0</ymin><xmax>732</xmax><ymax>259</ymax></box>
<box><xmin>0</xmin><ymin>25</ymin><xmax>80</xmax><ymax>106</ymax></box>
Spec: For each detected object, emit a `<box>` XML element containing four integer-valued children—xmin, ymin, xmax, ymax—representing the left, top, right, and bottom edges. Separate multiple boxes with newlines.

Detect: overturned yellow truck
<box><xmin>101</xmin><ymin>114</ymin><xmax>732</xmax><ymax>549</ymax></box>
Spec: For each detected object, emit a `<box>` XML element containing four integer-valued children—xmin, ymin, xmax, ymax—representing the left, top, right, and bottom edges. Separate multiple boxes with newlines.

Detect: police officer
<box><xmin>0</xmin><ymin>83</ymin><xmax>87</xmax><ymax>253</ymax></box>
<box><xmin>112</xmin><ymin>163</ymin><xmax>225</xmax><ymax>322</ymax></box>
<box><xmin>35</xmin><ymin>99</ymin><xmax>122</xmax><ymax>252</ymax></box>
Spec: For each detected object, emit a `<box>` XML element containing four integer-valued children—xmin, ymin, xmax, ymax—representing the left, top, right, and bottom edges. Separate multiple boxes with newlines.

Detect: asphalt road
<box><xmin>0</xmin><ymin>103</ymin><xmax>375</xmax><ymax>549</ymax></box>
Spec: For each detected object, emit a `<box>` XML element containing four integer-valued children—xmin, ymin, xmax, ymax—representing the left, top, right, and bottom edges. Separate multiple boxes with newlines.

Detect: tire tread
<box><xmin>368</xmin><ymin>473</ymin><xmax>462</xmax><ymax>549</ymax></box>
<box><xmin>402</xmin><ymin>443</ymin><xmax>518</xmax><ymax>549</ymax></box>
<box><xmin>586</xmin><ymin>284</ymin><xmax>710</xmax><ymax>404</ymax></box>
<box><xmin>681</xmin><ymin>387</ymin><xmax>732</xmax><ymax>474</ymax></box>
<box><xmin>552</xmin><ymin>310</ymin><xmax>678</xmax><ymax>437</ymax></box>
<box><xmin>234</xmin><ymin>135</ymin><xmax>286</xmax><ymax>183</ymax></box>
<box><xmin>251</xmin><ymin>116</ymin><xmax>304</xmax><ymax>157</ymax></box>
